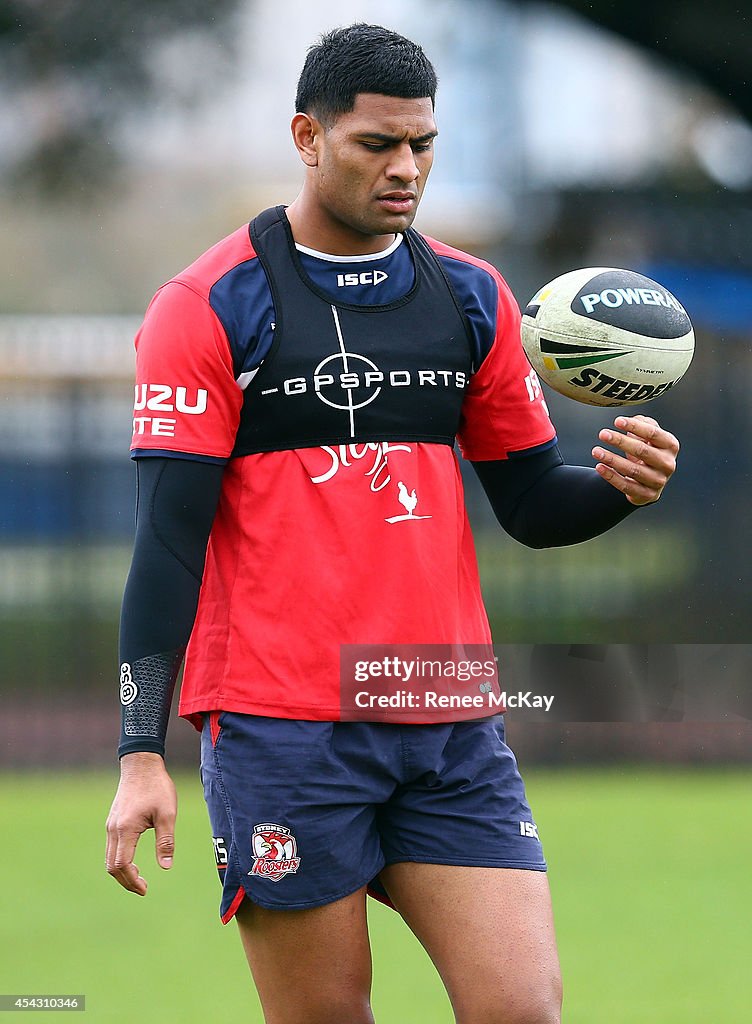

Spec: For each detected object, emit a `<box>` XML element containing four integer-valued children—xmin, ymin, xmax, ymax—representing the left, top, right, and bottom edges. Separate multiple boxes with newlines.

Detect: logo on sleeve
<box><xmin>132</xmin><ymin>384</ymin><xmax>208</xmax><ymax>438</ymax></box>
<box><xmin>119</xmin><ymin>663</ymin><xmax>138</xmax><ymax>706</ymax></box>
<box><xmin>249</xmin><ymin>824</ymin><xmax>301</xmax><ymax>882</ymax></box>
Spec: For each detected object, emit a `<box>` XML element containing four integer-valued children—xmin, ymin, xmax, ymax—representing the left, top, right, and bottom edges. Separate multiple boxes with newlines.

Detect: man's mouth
<box><xmin>377</xmin><ymin>192</ymin><xmax>417</xmax><ymax>213</ymax></box>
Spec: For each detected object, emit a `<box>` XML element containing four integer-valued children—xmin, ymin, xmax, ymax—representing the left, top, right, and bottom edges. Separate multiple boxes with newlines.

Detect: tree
<box><xmin>0</xmin><ymin>0</ymin><xmax>243</xmax><ymax>193</ymax></box>
<box><xmin>516</xmin><ymin>0</ymin><xmax>752</xmax><ymax>125</ymax></box>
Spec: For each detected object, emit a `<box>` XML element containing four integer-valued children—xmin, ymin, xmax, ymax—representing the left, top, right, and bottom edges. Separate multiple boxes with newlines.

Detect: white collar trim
<box><xmin>295</xmin><ymin>233</ymin><xmax>403</xmax><ymax>263</ymax></box>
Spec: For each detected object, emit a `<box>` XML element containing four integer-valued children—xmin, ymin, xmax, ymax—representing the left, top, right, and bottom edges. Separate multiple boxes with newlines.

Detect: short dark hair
<box><xmin>295</xmin><ymin>23</ymin><xmax>438</xmax><ymax>124</ymax></box>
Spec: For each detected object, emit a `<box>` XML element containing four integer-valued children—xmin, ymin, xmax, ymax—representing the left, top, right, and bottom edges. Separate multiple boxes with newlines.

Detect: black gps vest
<box><xmin>232</xmin><ymin>206</ymin><xmax>474</xmax><ymax>456</ymax></box>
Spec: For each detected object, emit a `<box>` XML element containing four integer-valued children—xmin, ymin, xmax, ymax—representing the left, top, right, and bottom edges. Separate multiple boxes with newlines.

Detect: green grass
<box><xmin>0</xmin><ymin>768</ymin><xmax>749</xmax><ymax>1023</ymax></box>
<box><xmin>532</xmin><ymin>769</ymin><xmax>752</xmax><ymax>1023</ymax></box>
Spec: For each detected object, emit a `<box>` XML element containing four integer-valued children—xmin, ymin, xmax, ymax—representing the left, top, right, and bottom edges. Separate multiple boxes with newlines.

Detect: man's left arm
<box><xmin>472</xmin><ymin>415</ymin><xmax>679</xmax><ymax>549</ymax></box>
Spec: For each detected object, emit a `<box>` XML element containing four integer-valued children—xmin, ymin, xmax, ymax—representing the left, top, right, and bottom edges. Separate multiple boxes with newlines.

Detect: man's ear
<box><xmin>291</xmin><ymin>112</ymin><xmax>322</xmax><ymax>167</ymax></box>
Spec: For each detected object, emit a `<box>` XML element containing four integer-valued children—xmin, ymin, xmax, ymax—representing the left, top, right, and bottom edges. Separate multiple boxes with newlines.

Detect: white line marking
<box><xmin>331</xmin><ymin>305</ymin><xmax>355</xmax><ymax>437</ymax></box>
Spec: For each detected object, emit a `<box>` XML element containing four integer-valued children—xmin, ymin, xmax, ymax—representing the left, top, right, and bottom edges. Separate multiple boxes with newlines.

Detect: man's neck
<box><xmin>285</xmin><ymin>196</ymin><xmax>396</xmax><ymax>256</ymax></box>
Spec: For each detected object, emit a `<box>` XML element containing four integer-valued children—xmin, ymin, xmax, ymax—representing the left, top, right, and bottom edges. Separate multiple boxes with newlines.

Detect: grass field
<box><xmin>1</xmin><ymin>767</ymin><xmax>749</xmax><ymax>1023</ymax></box>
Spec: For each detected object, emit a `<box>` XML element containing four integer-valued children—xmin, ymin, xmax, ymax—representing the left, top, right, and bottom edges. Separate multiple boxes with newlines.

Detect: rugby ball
<box><xmin>521</xmin><ymin>268</ymin><xmax>694</xmax><ymax>406</ymax></box>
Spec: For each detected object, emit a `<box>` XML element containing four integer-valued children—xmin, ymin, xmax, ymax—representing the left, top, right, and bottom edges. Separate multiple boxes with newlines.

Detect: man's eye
<box><xmin>413</xmin><ymin>143</ymin><xmax>433</xmax><ymax>152</ymax></box>
<box><xmin>362</xmin><ymin>143</ymin><xmax>387</xmax><ymax>151</ymax></box>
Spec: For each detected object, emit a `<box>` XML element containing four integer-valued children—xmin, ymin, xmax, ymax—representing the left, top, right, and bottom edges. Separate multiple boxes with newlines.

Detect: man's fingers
<box><xmin>595</xmin><ymin>416</ymin><xmax>678</xmax><ymax>486</ymax></box>
<box><xmin>155</xmin><ymin>818</ymin><xmax>176</xmax><ymax>870</ymax></box>
<box><xmin>593</xmin><ymin>460</ymin><xmax>661</xmax><ymax>505</ymax></box>
<box><xmin>111</xmin><ymin>859</ymin><xmax>148</xmax><ymax>896</ymax></box>
<box><xmin>592</xmin><ymin>447</ymin><xmax>666</xmax><ymax>489</ymax></box>
<box><xmin>597</xmin><ymin>428</ymin><xmax>675</xmax><ymax>469</ymax></box>
<box><xmin>592</xmin><ymin>414</ymin><xmax>681</xmax><ymax>505</ymax></box>
<box><xmin>611</xmin><ymin>415</ymin><xmax>680</xmax><ymax>455</ymax></box>
<box><xmin>107</xmin><ymin>826</ymin><xmax>148</xmax><ymax>895</ymax></box>
<box><xmin>104</xmin><ymin>818</ymin><xmax>116</xmax><ymax>876</ymax></box>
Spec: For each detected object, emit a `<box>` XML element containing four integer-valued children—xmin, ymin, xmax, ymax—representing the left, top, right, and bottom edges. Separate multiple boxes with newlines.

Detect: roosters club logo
<box><xmin>249</xmin><ymin>823</ymin><xmax>301</xmax><ymax>882</ymax></box>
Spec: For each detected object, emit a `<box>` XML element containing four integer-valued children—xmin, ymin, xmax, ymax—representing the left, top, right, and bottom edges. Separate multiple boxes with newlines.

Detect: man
<box><xmin>106</xmin><ymin>24</ymin><xmax>678</xmax><ymax>1024</ymax></box>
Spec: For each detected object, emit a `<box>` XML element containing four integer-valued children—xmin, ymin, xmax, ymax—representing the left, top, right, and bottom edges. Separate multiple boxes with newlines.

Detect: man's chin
<box><xmin>364</xmin><ymin>209</ymin><xmax>418</xmax><ymax>236</ymax></box>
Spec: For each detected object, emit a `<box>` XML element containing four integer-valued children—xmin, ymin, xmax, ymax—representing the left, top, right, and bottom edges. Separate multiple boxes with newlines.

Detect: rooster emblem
<box><xmin>249</xmin><ymin>823</ymin><xmax>301</xmax><ymax>882</ymax></box>
<box><xmin>385</xmin><ymin>481</ymin><xmax>432</xmax><ymax>523</ymax></box>
<box><xmin>398</xmin><ymin>481</ymin><xmax>418</xmax><ymax>515</ymax></box>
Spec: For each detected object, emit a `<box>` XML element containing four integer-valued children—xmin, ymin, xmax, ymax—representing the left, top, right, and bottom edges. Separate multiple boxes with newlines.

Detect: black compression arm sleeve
<box><xmin>118</xmin><ymin>457</ymin><xmax>224</xmax><ymax>758</ymax></box>
<box><xmin>472</xmin><ymin>446</ymin><xmax>638</xmax><ymax>549</ymax></box>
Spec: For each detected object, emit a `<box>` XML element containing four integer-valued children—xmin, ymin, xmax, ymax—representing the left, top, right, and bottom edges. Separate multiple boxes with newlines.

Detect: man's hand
<box><xmin>105</xmin><ymin>752</ymin><xmax>177</xmax><ymax>896</ymax></box>
<box><xmin>592</xmin><ymin>414</ymin><xmax>680</xmax><ymax>506</ymax></box>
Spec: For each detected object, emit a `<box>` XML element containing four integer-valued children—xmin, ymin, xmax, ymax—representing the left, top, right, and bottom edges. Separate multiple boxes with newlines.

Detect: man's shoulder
<box><xmin>419</xmin><ymin>232</ymin><xmax>503</xmax><ymax>285</ymax></box>
<box><xmin>169</xmin><ymin>224</ymin><xmax>260</xmax><ymax>300</ymax></box>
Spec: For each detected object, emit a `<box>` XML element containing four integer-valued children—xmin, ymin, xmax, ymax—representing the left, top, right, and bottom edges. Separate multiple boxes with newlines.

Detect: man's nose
<box><xmin>386</xmin><ymin>144</ymin><xmax>419</xmax><ymax>182</ymax></box>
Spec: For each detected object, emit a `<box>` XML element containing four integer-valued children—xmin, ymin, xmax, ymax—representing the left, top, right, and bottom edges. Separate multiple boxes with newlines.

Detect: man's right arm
<box><xmin>106</xmin><ymin>456</ymin><xmax>224</xmax><ymax>894</ymax></box>
<box><xmin>117</xmin><ymin>456</ymin><xmax>224</xmax><ymax>758</ymax></box>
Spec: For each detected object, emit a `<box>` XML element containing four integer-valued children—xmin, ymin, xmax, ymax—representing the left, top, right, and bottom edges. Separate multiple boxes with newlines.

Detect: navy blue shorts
<box><xmin>200</xmin><ymin>712</ymin><xmax>546</xmax><ymax>922</ymax></box>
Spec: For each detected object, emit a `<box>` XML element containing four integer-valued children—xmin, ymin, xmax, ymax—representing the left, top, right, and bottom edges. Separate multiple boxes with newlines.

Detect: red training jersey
<box><xmin>130</xmin><ymin>218</ymin><xmax>556</xmax><ymax>726</ymax></box>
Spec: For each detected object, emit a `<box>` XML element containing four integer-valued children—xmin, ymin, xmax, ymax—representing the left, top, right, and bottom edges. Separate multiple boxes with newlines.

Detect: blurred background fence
<box><xmin>0</xmin><ymin>0</ymin><xmax>750</xmax><ymax>768</ymax></box>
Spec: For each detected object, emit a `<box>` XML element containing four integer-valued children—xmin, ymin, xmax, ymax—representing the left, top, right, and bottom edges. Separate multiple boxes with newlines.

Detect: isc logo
<box><xmin>519</xmin><ymin>821</ymin><xmax>540</xmax><ymax>840</ymax></box>
<box><xmin>336</xmin><ymin>271</ymin><xmax>388</xmax><ymax>287</ymax></box>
